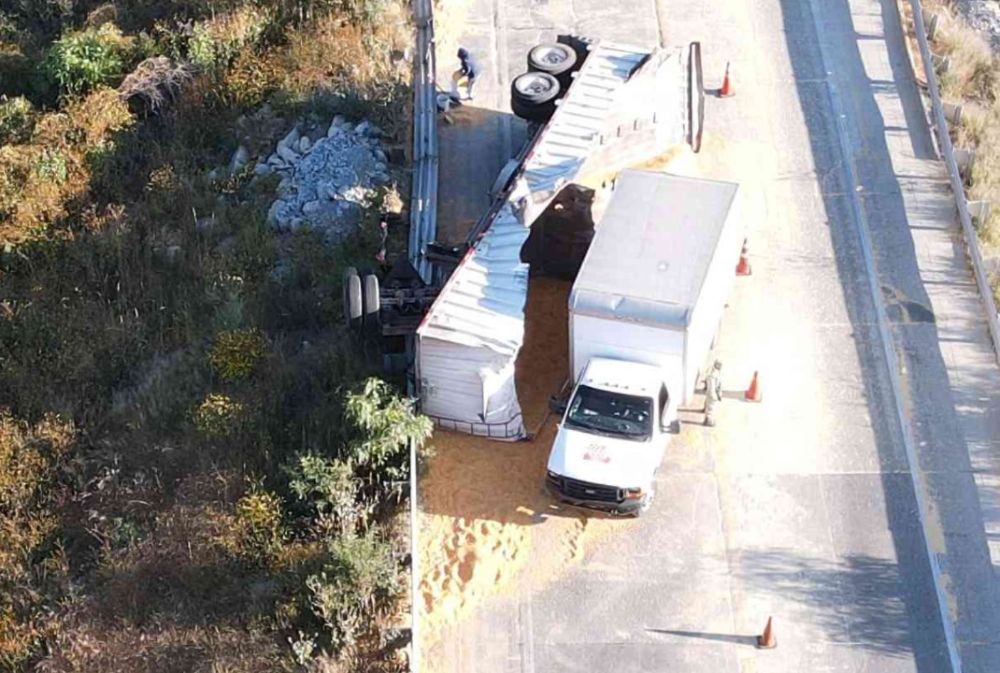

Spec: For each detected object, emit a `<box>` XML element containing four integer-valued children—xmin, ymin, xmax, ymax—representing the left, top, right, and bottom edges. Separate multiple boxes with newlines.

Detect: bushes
<box><xmin>0</xmin><ymin>412</ymin><xmax>74</xmax><ymax>669</ymax></box>
<box><xmin>304</xmin><ymin>529</ymin><xmax>401</xmax><ymax>654</ymax></box>
<box><xmin>0</xmin><ymin>97</ymin><xmax>36</xmax><ymax>144</ymax></box>
<box><xmin>187</xmin><ymin>7</ymin><xmax>269</xmax><ymax>70</ymax></box>
<box><xmin>0</xmin><ymin>1</ymin><xmax>416</xmax><ymax>669</ymax></box>
<box><xmin>288</xmin><ymin>454</ymin><xmax>359</xmax><ymax>534</ymax></box>
<box><xmin>192</xmin><ymin>393</ymin><xmax>248</xmax><ymax>438</ymax></box>
<box><xmin>234</xmin><ymin>489</ymin><xmax>285</xmax><ymax>565</ymax></box>
<box><xmin>43</xmin><ymin>24</ymin><xmax>132</xmax><ymax>97</ymax></box>
<box><xmin>209</xmin><ymin>328</ymin><xmax>266</xmax><ymax>381</ymax></box>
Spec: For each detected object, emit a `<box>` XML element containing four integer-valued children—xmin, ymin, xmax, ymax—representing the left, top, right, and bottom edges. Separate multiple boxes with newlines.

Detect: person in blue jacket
<box><xmin>451</xmin><ymin>47</ymin><xmax>480</xmax><ymax>101</ymax></box>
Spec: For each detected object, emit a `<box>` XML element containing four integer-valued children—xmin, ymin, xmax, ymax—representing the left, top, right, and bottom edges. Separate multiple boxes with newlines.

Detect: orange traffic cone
<box><xmin>719</xmin><ymin>62</ymin><xmax>734</xmax><ymax>98</ymax></box>
<box><xmin>736</xmin><ymin>238</ymin><xmax>752</xmax><ymax>276</ymax></box>
<box><xmin>745</xmin><ymin>371</ymin><xmax>762</xmax><ymax>402</ymax></box>
<box><xmin>756</xmin><ymin>616</ymin><xmax>777</xmax><ymax>649</ymax></box>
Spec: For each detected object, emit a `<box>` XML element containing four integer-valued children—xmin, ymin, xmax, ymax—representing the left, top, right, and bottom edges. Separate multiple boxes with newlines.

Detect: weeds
<box><xmin>43</xmin><ymin>23</ymin><xmax>133</xmax><ymax>97</ymax></box>
<box><xmin>0</xmin><ymin>1</ymin><xmax>415</xmax><ymax>669</ymax></box>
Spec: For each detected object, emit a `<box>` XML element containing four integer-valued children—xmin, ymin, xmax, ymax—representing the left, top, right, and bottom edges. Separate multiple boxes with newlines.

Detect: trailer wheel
<box><xmin>343</xmin><ymin>268</ymin><xmax>362</xmax><ymax>331</ymax></box>
<box><xmin>362</xmin><ymin>273</ymin><xmax>380</xmax><ymax>334</ymax></box>
<box><xmin>527</xmin><ymin>43</ymin><xmax>578</xmax><ymax>85</ymax></box>
<box><xmin>511</xmin><ymin>72</ymin><xmax>561</xmax><ymax>123</ymax></box>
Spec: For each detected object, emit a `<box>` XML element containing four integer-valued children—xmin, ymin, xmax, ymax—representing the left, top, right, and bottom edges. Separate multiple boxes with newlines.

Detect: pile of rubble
<box><xmin>253</xmin><ymin>115</ymin><xmax>391</xmax><ymax>240</ymax></box>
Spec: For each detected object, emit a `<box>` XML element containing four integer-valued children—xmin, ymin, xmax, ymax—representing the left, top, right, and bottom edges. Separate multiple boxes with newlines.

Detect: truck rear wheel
<box><xmin>511</xmin><ymin>72</ymin><xmax>561</xmax><ymax>123</ymax></box>
<box><xmin>343</xmin><ymin>267</ymin><xmax>362</xmax><ymax>331</ymax></box>
<box><xmin>362</xmin><ymin>273</ymin><xmax>380</xmax><ymax>334</ymax></box>
<box><xmin>527</xmin><ymin>43</ymin><xmax>578</xmax><ymax>87</ymax></box>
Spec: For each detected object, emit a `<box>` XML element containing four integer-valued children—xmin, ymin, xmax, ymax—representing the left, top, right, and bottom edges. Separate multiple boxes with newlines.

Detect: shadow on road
<box><xmin>646</xmin><ymin>629</ymin><xmax>759</xmax><ymax>647</ymax></box>
<box><xmin>779</xmin><ymin>0</ymin><xmax>999</xmax><ymax>668</ymax></box>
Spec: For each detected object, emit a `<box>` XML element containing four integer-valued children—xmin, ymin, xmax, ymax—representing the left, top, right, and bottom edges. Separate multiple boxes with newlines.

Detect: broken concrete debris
<box><xmin>254</xmin><ymin>115</ymin><xmax>389</xmax><ymax>240</ymax></box>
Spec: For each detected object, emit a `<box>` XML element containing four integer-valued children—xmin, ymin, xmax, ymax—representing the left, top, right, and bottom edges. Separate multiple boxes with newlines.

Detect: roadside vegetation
<box><xmin>914</xmin><ymin>0</ymin><xmax>1000</xmax><ymax>303</ymax></box>
<box><xmin>0</xmin><ymin>1</ymin><xmax>428</xmax><ymax>671</ymax></box>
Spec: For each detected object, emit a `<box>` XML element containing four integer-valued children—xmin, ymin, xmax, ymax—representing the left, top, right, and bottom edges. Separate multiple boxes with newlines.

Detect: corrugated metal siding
<box><xmin>417</xmin><ymin>40</ymin><xmax>680</xmax><ymax>438</ymax></box>
<box><xmin>419</xmin><ymin>42</ymin><xmax>649</xmax><ymax>351</ymax></box>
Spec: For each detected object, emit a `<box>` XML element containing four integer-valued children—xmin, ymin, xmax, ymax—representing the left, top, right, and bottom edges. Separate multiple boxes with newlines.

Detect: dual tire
<box><xmin>343</xmin><ymin>267</ymin><xmax>380</xmax><ymax>334</ymax></box>
<box><xmin>511</xmin><ymin>42</ymin><xmax>581</xmax><ymax>123</ymax></box>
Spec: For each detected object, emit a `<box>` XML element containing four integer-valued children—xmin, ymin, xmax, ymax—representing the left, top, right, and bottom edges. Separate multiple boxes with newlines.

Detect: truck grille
<box><xmin>560</xmin><ymin>477</ymin><xmax>623</xmax><ymax>503</ymax></box>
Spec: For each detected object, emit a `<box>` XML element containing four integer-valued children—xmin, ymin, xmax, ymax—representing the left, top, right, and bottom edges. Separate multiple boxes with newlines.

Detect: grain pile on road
<box><xmin>418</xmin><ymin>278</ymin><xmax>627</xmax><ymax>643</ymax></box>
<box><xmin>415</xmin><ymin>143</ymin><xmax>767</xmax><ymax>646</ymax></box>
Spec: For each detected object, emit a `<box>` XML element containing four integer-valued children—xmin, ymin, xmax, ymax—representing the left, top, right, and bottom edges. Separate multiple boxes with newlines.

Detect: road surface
<box><xmin>424</xmin><ymin>0</ymin><xmax>1000</xmax><ymax>670</ymax></box>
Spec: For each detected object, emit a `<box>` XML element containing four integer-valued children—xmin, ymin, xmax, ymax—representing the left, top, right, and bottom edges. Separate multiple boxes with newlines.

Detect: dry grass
<box><xmin>0</xmin><ymin>2</ymin><xmax>416</xmax><ymax>670</ymax></box>
<box><xmin>0</xmin><ymin>87</ymin><xmax>132</xmax><ymax>245</ymax></box>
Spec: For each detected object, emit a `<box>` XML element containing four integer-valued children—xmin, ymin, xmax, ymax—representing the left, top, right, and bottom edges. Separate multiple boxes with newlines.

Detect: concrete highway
<box><xmin>425</xmin><ymin>0</ymin><xmax>1000</xmax><ymax>670</ymax></box>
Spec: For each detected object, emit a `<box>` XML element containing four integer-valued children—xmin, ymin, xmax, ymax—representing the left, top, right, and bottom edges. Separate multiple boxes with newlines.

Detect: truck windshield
<box><xmin>565</xmin><ymin>385</ymin><xmax>652</xmax><ymax>441</ymax></box>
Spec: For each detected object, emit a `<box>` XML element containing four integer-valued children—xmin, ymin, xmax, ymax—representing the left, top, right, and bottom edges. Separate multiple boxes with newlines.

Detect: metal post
<box><xmin>408</xmin><ymin>437</ymin><xmax>420</xmax><ymax>673</ymax></box>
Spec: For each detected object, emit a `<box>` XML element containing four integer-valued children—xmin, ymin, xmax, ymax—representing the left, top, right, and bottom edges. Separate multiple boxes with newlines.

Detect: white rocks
<box><xmin>279</xmin><ymin>127</ymin><xmax>301</xmax><ymax>148</ymax></box>
<box><xmin>262</xmin><ymin>114</ymin><xmax>391</xmax><ymax>240</ymax></box>
<box><xmin>276</xmin><ymin>143</ymin><xmax>299</xmax><ymax>163</ymax></box>
<box><xmin>229</xmin><ymin>144</ymin><xmax>250</xmax><ymax>174</ymax></box>
<box><xmin>327</xmin><ymin>117</ymin><xmax>344</xmax><ymax>137</ymax></box>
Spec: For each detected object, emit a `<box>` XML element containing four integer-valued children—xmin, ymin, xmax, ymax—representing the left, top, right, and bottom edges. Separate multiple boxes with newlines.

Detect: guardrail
<box><xmin>410</xmin><ymin>0</ymin><xmax>438</xmax><ymax>284</ymax></box>
<box><xmin>408</xmin><ymin>4</ymin><xmax>437</xmax><ymax>670</ymax></box>
<box><xmin>909</xmin><ymin>0</ymin><xmax>1000</xmax><ymax>365</ymax></box>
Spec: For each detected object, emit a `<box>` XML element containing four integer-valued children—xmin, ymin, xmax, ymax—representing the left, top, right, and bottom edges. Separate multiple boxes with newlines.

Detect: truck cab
<box><xmin>545</xmin><ymin>357</ymin><xmax>676</xmax><ymax>515</ymax></box>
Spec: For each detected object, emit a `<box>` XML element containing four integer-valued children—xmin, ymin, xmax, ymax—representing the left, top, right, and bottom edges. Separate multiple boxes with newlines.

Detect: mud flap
<box><xmin>687</xmin><ymin>41</ymin><xmax>705</xmax><ymax>153</ymax></box>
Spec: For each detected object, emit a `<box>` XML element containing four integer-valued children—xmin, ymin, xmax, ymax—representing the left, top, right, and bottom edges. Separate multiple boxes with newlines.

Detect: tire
<box><xmin>362</xmin><ymin>273</ymin><xmax>380</xmax><ymax>333</ymax></box>
<box><xmin>343</xmin><ymin>268</ymin><xmax>362</xmax><ymax>331</ymax></box>
<box><xmin>527</xmin><ymin>43</ymin><xmax>578</xmax><ymax>82</ymax></box>
<box><xmin>511</xmin><ymin>72</ymin><xmax>561</xmax><ymax>123</ymax></box>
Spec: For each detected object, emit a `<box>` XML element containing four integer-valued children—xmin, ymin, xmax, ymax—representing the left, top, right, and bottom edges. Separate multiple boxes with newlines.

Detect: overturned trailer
<box><xmin>414</xmin><ymin>39</ymin><xmax>704</xmax><ymax>439</ymax></box>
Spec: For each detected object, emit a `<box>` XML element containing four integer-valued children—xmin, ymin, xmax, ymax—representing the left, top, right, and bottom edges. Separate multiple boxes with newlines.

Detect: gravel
<box><xmin>257</xmin><ymin>116</ymin><xmax>389</xmax><ymax>241</ymax></box>
<box><xmin>952</xmin><ymin>0</ymin><xmax>1000</xmax><ymax>51</ymax></box>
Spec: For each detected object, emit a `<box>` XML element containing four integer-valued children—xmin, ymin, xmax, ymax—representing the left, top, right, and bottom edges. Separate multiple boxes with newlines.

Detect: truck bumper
<box><xmin>544</xmin><ymin>482</ymin><xmax>644</xmax><ymax>516</ymax></box>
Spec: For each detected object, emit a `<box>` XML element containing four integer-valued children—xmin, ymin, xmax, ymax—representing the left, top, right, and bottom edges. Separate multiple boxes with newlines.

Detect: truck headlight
<box><xmin>623</xmin><ymin>487</ymin><xmax>644</xmax><ymax>500</ymax></box>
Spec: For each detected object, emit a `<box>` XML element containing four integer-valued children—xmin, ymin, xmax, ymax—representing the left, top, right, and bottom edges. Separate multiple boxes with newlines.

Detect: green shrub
<box><xmin>0</xmin><ymin>96</ymin><xmax>35</xmax><ymax>144</ymax></box>
<box><xmin>33</xmin><ymin>148</ymin><xmax>67</xmax><ymax>183</ymax></box>
<box><xmin>192</xmin><ymin>393</ymin><xmax>247</xmax><ymax>438</ymax></box>
<box><xmin>43</xmin><ymin>24</ymin><xmax>130</xmax><ymax>97</ymax></box>
<box><xmin>234</xmin><ymin>489</ymin><xmax>284</xmax><ymax>565</ymax></box>
<box><xmin>343</xmin><ymin>378</ymin><xmax>432</xmax><ymax>489</ymax></box>
<box><xmin>188</xmin><ymin>7</ymin><xmax>269</xmax><ymax>70</ymax></box>
<box><xmin>209</xmin><ymin>328</ymin><xmax>266</xmax><ymax>381</ymax></box>
<box><xmin>338</xmin><ymin>0</ymin><xmax>390</xmax><ymax>26</ymax></box>
<box><xmin>305</xmin><ymin>529</ymin><xmax>401</xmax><ymax>652</ymax></box>
<box><xmin>287</xmin><ymin>454</ymin><xmax>358</xmax><ymax>534</ymax></box>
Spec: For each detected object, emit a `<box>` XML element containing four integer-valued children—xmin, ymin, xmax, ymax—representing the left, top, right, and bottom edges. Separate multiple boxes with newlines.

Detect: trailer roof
<box><xmin>571</xmin><ymin>170</ymin><xmax>738</xmax><ymax>327</ymax></box>
<box><xmin>417</xmin><ymin>41</ymin><xmax>653</xmax><ymax>355</ymax></box>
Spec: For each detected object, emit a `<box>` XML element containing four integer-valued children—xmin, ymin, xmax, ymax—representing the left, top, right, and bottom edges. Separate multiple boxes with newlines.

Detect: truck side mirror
<box><xmin>548</xmin><ymin>394</ymin><xmax>568</xmax><ymax>416</ymax></box>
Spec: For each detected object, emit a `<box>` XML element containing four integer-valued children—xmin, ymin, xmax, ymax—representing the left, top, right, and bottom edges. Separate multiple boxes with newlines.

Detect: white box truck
<box><xmin>545</xmin><ymin>169</ymin><xmax>742</xmax><ymax>515</ymax></box>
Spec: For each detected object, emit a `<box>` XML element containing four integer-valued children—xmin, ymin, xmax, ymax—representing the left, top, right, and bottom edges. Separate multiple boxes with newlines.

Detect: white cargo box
<box><xmin>569</xmin><ymin>169</ymin><xmax>743</xmax><ymax>405</ymax></box>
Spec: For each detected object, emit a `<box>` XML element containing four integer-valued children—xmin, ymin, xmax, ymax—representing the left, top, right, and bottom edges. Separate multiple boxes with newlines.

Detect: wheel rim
<box><xmin>515</xmin><ymin>73</ymin><xmax>555</xmax><ymax>96</ymax></box>
<box><xmin>533</xmin><ymin>45</ymin><xmax>568</xmax><ymax>66</ymax></box>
